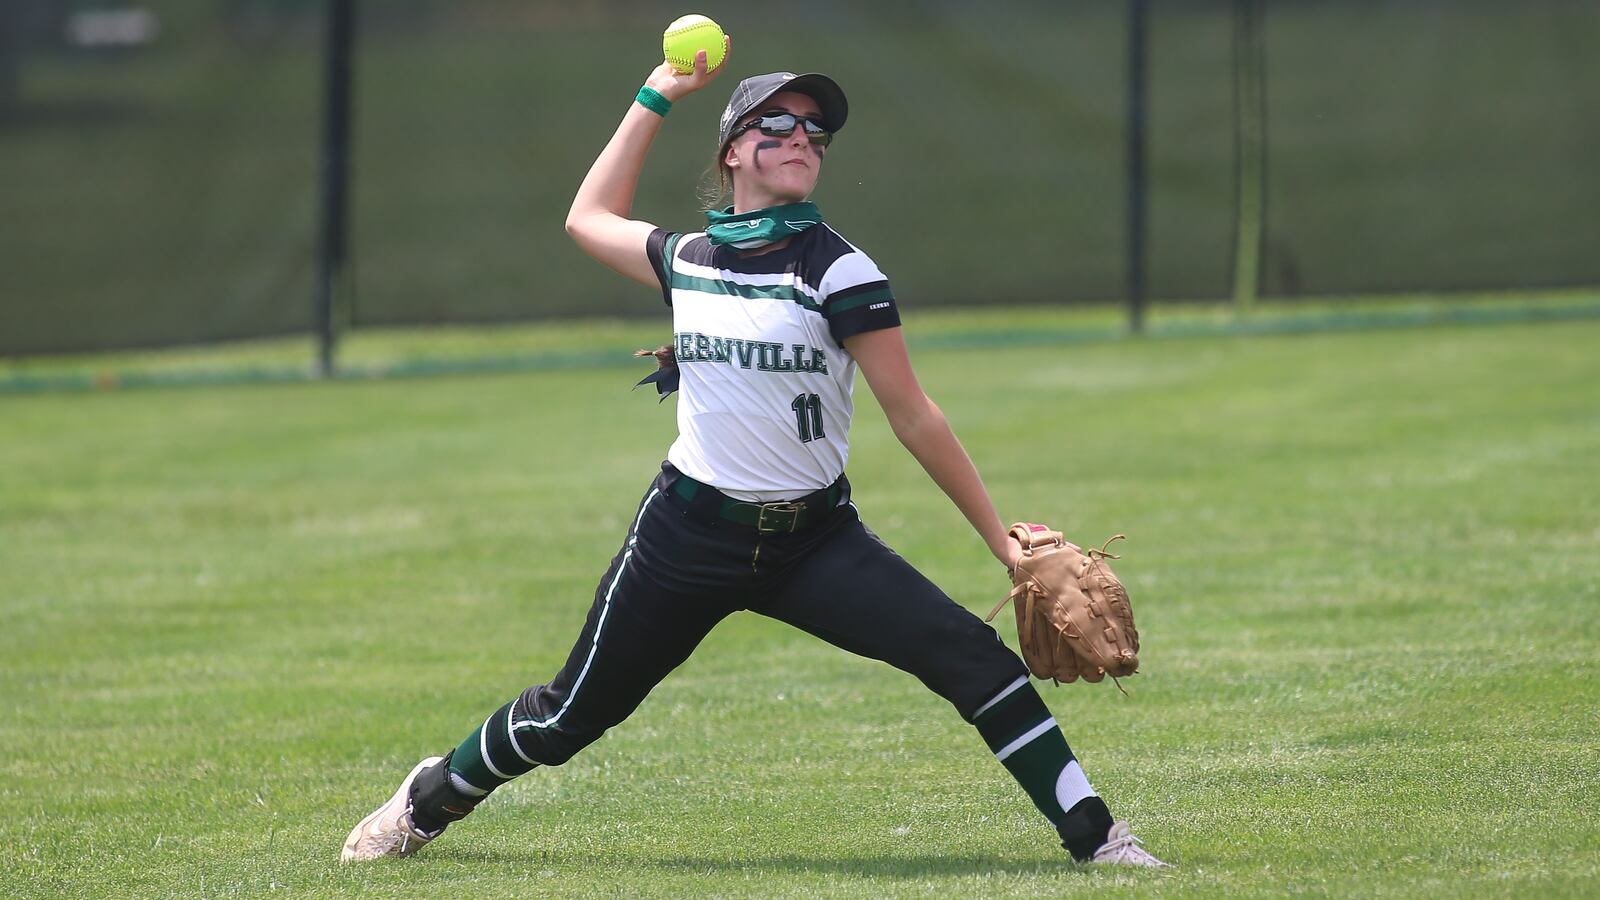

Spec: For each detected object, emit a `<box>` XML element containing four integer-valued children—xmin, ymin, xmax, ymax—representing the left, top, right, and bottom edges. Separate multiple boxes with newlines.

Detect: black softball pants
<box><xmin>507</xmin><ymin>464</ymin><xmax>1028</xmax><ymax>766</ymax></box>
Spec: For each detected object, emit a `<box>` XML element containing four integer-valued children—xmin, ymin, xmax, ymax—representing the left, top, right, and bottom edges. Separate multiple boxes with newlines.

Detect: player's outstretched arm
<box><xmin>846</xmin><ymin>327</ymin><xmax>1023</xmax><ymax>571</ymax></box>
<box><xmin>565</xmin><ymin>42</ymin><xmax>730</xmax><ymax>287</ymax></box>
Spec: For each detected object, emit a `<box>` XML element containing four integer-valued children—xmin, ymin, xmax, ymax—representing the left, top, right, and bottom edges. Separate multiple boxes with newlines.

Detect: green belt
<box><xmin>669</xmin><ymin>472</ymin><xmax>845</xmax><ymax>533</ymax></box>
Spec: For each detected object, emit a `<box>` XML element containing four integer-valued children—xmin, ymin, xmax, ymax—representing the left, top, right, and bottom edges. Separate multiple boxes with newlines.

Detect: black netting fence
<box><xmin>2</xmin><ymin>0</ymin><xmax>1597</xmax><ymax>356</ymax></box>
<box><xmin>0</xmin><ymin>0</ymin><xmax>322</xmax><ymax>354</ymax></box>
<box><xmin>1257</xmin><ymin>0</ymin><xmax>1600</xmax><ymax>297</ymax></box>
<box><xmin>345</xmin><ymin>1</ymin><xmax>1132</xmax><ymax>327</ymax></box>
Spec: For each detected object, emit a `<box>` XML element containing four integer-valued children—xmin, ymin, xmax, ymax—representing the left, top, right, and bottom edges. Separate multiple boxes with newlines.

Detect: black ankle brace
<box><xmin>1058</xmin><ymin>796</ymin><xmax>1116</xmax><ymax>861</ymax></box>
<box><xmin>408</xmin><ymin>751</ymin><xmax>483</xmax><ymax>834</ymax></box>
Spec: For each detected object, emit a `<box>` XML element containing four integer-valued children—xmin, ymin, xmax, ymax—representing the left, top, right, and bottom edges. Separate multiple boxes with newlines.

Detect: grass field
<box><xmin>2</xmin><ymin>315</ymin><xmax>1597</xmax><ymax>897</ymax></box>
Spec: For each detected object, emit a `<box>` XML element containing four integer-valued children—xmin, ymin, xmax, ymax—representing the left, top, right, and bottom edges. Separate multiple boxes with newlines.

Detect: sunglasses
<box><xmin>729</xmin><ymin>112</ymin><xmax>834</xmax><ymax>147</ymax></box>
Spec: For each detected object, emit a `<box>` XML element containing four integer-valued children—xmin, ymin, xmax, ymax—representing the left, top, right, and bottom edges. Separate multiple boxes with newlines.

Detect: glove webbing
<box><xmin>987</xmin><ymin>534</ymin><xmax>1125</xmax><ymax>621</ymax></box>
<box><xmin>988</xmin><ymin>534</ymin><xmax>1131</xmax><ymax>695</ymax></box>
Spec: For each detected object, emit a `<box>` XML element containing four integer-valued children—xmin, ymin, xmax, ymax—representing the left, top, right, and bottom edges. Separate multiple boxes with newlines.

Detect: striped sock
<box><xmin>971</xmin><ymin>676</ymin><xmax>1114</xmax><ymax>859</ymax></box>
<box><xmin>446</xmin><ymin>700</ymin><xmax>541</xmax><ymax>797</ymax></box>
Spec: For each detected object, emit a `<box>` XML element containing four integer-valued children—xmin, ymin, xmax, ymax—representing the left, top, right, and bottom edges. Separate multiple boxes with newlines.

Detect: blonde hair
<box><xmin>697</xmin><ymin>148</ymin><xmax>733</xmax><ymax>211</ymax></box>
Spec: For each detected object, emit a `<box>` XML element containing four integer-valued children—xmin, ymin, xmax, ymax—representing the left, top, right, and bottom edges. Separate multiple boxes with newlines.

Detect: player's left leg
<box><xmin>342</xmin><ymin>471</ymin><xmax>738</xmax><ymax>862</ymax></box>
<box><xmin>752</xmin><ymin>509</ymin><xmax>1168</xmax><ymax>866</ymax></box>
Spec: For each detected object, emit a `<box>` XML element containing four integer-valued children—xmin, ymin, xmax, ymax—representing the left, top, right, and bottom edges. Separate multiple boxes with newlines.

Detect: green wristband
<box><xmin>635</xmin><ymin>86</ymin><xmax>672</xmax><ymax>117</ymax></box>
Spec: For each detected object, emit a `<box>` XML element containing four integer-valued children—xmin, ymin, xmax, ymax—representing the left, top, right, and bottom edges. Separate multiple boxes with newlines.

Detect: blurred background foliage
<box><xmin>1</xmin><ymin>0</ymin><xmax>1597</xmax><ymax>355</ymax></box>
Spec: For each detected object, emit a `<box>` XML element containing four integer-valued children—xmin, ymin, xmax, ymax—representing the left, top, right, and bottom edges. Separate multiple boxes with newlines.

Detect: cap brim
<box><xmin>770</xmin><ymin>73</ymin><xmax>849</xmax><ymax>135</ymax></box>
<box><xmin>718</xmin><ymin>71</ymin><xmax>851</xmax><ymax>149</ymax></box>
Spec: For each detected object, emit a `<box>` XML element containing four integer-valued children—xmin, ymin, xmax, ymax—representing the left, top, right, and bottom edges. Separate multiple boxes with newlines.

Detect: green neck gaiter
<box><xmin>704</xmin><ymin>201</ymin><xmax>823</xmax><ymax>250</ymax></box>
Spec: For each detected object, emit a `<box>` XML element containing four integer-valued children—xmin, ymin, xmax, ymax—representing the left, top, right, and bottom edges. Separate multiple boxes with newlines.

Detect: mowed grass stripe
<box><xmin>1</xmin><ymin>319</ymin><xmax>1596</xmax><ymax>897</ymax></box>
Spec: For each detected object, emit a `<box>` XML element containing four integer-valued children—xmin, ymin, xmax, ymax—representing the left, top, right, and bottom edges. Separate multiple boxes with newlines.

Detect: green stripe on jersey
<box><xmin>670</xmin><ymin>273</ymin><xmax>822</xmax><ymax>313</ymax></box>
<box><xmin>827</xmin><ymin>286</ymin><xmax>894</xmax><ymax>314</ymax></box>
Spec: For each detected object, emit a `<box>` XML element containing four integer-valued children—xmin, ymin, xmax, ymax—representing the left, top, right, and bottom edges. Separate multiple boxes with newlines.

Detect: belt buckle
<box><xmin>756</xmin><ymin>501</ymin><xmax>805</xmax><ymax>534</ymax></box>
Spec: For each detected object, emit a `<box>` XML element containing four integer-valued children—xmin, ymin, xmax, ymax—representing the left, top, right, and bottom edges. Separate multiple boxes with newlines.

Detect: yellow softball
<box><xmin>663</xmin><ymin>14</ymin><xmax>726</xmax><ymax>74</ymax></box>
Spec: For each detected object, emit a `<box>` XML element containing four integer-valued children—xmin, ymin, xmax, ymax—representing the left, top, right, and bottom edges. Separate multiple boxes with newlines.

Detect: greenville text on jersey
<box><xmin>675</xmin><ymin>330</ymin><xmax>829</xmax><ymax>374</ymax></box>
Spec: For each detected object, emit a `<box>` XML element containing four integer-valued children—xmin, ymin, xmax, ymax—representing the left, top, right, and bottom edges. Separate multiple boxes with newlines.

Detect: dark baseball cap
<box><xmin>717</xmin><ymin>72</ymin><xmax>849</xmax><ymax>148</ymax></box>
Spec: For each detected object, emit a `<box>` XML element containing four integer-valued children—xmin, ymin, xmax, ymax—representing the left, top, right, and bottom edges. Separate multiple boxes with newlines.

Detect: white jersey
<box><xmin>647</xmin><ymin>224</ymin><xmax>901</xmax><ymax>501</ymax></box>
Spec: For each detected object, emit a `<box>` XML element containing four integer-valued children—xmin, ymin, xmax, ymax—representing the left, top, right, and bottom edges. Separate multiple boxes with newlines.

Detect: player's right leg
<box><xmin>753</xmin><ymin>511</ymin><xmax>1170</xmax><ymax>867</ymax></box>
<box><xmin>341</xmin><ymin>471</ymin><xmax>736</xmax><ymax>862</ymax></box>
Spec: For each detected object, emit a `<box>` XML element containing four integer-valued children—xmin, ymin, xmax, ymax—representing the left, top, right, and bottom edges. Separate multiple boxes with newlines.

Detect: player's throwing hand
<box><xmin>646</xmin><ymin>35</ymin><xmax>731</xmax><ymax>103</ymax></box>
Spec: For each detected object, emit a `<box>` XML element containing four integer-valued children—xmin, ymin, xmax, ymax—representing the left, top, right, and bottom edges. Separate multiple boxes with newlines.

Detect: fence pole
<box><xmin>1126</xmin><ymin>0</ymin><xmax>1149</xmax><ymax>335</ymax></box>
<box><xmin>1231</xmin><ymin>0</ymin><xmax>1266</xmax><ymax>311</ymax></box>
<box><xmin>315</xmin><ymin>0</ymin><xmax>355</xmax><ymax>377</ymax></box>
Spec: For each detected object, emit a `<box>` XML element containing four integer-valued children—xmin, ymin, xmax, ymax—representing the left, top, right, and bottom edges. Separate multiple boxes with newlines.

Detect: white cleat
<box><xmin>1090</xmin><ymin>821</ymin><xmax>1173</xmax><ymax>868</ymax></box>
<box><xmin>340</xmin><ymin>756</ymin><xmax>444</xmax><ymax>863</ymax></box>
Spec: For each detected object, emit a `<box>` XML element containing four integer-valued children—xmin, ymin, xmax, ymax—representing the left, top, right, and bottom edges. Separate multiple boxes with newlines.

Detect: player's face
<box><xmin>726</xmin><ymin>92</ymin><xmax>827</xmax><ymax>207</ymax></box>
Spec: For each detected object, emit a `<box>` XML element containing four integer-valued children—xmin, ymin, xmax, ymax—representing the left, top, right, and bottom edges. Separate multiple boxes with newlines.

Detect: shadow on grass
<box><xmin>646</xmin><ymin>853</ymin><xmax>1085</xmax><ymax>879</ymax></box>
<box><xmin>436</xmin><ymin>846</ymin><xmax>1087</xmax><ymax>879</ymax></box>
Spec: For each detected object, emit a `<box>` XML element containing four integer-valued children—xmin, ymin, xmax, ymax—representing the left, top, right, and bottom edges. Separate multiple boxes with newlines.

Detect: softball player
<box><xmin>342</xmin><ymin>45</ymin><xmax>1168</xmax><ymax>869</ymax></box>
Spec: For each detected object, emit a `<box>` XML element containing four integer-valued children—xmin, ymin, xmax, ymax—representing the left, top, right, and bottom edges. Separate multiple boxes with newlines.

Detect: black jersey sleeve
<box><xmin>823</xmin><ymin>279</ymin><xmax>900</xmax><ymax>342</ymax></box>
<box><xmin>820</xmin><ymin>245</ymin><xmax>901</xmax><ymax>343</ymax></box>
<box><xmin>645</xmin><ymin>228</ymin><xmax>681</xmax><ymax>307</ymax></box>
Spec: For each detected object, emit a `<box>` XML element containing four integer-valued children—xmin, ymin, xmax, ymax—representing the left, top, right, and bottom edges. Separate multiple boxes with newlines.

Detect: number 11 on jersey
<box><xmin>791</xmin><ymin>392</ymin><xmax>825</xmax><ymax>443</ymax></box>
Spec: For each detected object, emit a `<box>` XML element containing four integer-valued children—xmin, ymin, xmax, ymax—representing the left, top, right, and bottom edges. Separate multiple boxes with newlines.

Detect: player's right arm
<box><xmin>565</xmin><ymin>44</ymin><xmax>730</xmax><ymax>287</ymax></box>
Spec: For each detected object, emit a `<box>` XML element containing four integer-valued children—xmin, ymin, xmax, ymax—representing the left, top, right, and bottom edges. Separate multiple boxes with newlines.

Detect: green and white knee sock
<box><xmin>446</xmin><ymin>699</ymin><xmax>541</xmax><ymax>797</ymax></box>
<box><xmin>408</xmin><ymin>700</ymin><xmax>540</xmax><ymax>835</ymax></box>
<box><xmin>970</xmin><ymin>676</ymin><xmax>1115</xmax><ymax>860</ymax></box>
